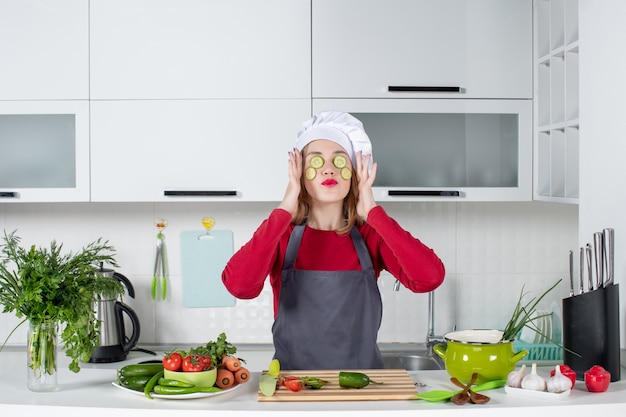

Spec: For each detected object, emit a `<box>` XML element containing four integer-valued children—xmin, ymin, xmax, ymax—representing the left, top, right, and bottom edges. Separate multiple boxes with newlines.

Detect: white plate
<box><xmin>112</xmin><ymin>381</ymin><xmax>242</xmax><ymax>400</ymax></box>
<box><xmin>505</xmin><ymin>385</ymin><xmax>571</xmax><ymax>400</ymax></box>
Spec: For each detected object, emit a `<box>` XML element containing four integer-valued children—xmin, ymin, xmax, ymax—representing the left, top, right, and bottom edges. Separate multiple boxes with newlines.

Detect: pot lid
<box><xmin>444</xmin><ymin>329</ymin><xmax>505</xmax><ymax>344</ymax></box>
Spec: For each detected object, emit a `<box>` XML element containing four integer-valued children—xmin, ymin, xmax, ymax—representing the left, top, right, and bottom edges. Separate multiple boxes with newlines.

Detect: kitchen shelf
<box><xmin>533</xmin><ymin>0</ymin><xmax>579</xmax><ymax>204</ymax></box>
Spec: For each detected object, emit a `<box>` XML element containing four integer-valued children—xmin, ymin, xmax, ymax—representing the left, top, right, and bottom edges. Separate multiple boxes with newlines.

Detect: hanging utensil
<box><xmin>152</xmin><ymin>218</ymin><xmax>168</xmax><ymax>300</ymax></box>
<box><xmin>603</xmin><ymin>228</ymin><xmax>614</xmax><ymax>287</ymax></box>
<box><xmin>593</xmin><ymin>232</ymin><xmax>604</xmax><ymax>290</ymax></box>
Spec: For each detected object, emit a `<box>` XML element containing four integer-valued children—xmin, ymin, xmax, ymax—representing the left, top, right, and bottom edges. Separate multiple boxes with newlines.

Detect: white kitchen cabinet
<box><xmin>90</xmin><ymin>100</ymin><xmax>311</xmax><ymax>202</ymax></box>
<box><xmin>0</xmin><ymin>0</ymin><xmax>88</xmax><ymax>100</ymax></box>
<box><xmin>313</xmin><ymin>99</ymin><xmax>532</xmax><ymax>202</ymax></box>
<box><xmin>534</xmin><ymin>0</ymin><xmax>579</xmax><ymax>203</ymax></box>
<box><xmin>312</xmin><ymin>0</ymin><xmax>532</xmax><ymax>99</ymax></box>
<box><xmin>89</xmin><ymin>0</ymin><xmax>310</xmax><ymax>100</ymax></box>
<box><xmin>0</xmin><ymin>101</ymin><xmax>90</xmax><ymax>202</ymax></box>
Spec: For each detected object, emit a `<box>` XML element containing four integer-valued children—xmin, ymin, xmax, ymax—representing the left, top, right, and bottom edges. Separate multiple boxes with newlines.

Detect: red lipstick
<box><xmin>322</xmin><ymin>179</ymin><xmax>338</xmax><ymax>186</ymax></box>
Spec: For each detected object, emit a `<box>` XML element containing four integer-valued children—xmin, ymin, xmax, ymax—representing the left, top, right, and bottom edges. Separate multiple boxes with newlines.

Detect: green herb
<box><xmin>501</xmin><ymin>279</ymin><xmax>561</xmax><ymax>342</ymax></box>
<box><xmin>0</xmin><ymin>230</ymin><xmax>124</xmax><ymax>373</ymax></box>
<box><xmin>188</xmin><ymin>332</ymin><xmax>241</xmax><ymax>367</ymax></box>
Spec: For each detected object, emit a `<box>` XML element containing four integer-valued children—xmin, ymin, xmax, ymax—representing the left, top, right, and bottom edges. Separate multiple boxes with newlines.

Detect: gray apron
<box><xmin>272</xmin><ymin>224</ymin><xmax>384</xmax><ymax>370</ymax></box>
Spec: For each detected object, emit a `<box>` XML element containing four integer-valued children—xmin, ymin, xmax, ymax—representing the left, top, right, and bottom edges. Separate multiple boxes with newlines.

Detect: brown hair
<box><xmin>292</xmin><ymin>148</ymin><xmax>364</xmax><ymax>235</ymax></box>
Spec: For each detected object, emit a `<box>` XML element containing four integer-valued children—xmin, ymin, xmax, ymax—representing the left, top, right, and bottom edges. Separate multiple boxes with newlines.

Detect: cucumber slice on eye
<box><xmin>305</xmin><ymin>166</ymin><xmax>317</xmax><ymax>180</ymax></box>
<box><xmin>333</xmin><ymin>155</ymin><xmax>348</xmax><ymax>169</ymax></box>
<box><xmin>340</xmin><ymin>167</ymin><xmax>352</xmax><ymax>180</ymax></box>
<box><xmin>310</xmin><ymin>155</ymin><xmax>324</xmax><ymax>169</ymax></box>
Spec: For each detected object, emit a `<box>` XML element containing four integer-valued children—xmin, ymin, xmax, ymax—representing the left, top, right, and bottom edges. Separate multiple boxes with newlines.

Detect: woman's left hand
<box><xmin>355</xmin><ymin>151</ymin><xmax>378</xmax><ymax>220</ymax></box>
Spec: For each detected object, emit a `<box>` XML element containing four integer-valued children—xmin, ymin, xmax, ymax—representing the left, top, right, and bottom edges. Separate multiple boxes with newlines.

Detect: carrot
<box><xmin>216</xmin><ymin>368</ymin><xmax>235</xmax><ymax>389</ymax></box>
<box><xmin>234</xmin><ymin>367</ymin><xmax>250</xmax><ymax>384</ymax></box>
<box><xmin>221</xmin><ymin>355</ymin><xmax>241</xmax><ymax>372</ymax></box>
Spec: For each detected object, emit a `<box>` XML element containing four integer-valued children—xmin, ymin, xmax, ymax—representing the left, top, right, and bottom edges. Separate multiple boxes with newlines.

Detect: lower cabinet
<box><xmin>90</xmin><ymin>100</ymin><xmax>311</xmax><ymax>202</ymax></box>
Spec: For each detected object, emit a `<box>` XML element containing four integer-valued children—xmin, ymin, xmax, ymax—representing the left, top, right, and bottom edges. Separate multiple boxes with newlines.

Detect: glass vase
<box><xmin>27</xmin><ymin>320</ymin><xmax>58</xmax><ymax>392</ymax></box>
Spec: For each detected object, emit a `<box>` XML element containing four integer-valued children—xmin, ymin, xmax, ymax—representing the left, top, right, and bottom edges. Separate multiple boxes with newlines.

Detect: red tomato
<box><xmin>282</xmin><ymin>378</ymin><xmax>303</xmax><ymax>392</ymax></box>
<box><xmin>182</xmin><ymin>355</ymin><xmax>206</xmax><ymax>372</ymax></box>
<box><xmin>198</xmin><ymin>355</ymin><xmax>212</xmax><ymax>370</ymax></box>
<box><xmin>550</xmin><ymin>364</ymin><xmax>577</xmax><ymax>389</ymax></box>
<box><xmin>162</xmin><ymin>352</ymin><xmax>182</xmax><ymax>371</ymax></box>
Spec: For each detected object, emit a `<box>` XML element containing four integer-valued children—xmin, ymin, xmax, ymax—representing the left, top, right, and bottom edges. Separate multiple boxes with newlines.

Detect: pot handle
<box><xmin>115</xmin><ymin>302</ymin><xmax>141</xmax><ymax>354</ymax></box>
<box><xmin>432</xmin><ymin>343</ymin><xmax>447</xmax><ymax>360</ymax></box>
<box><xmin>511</xmin><ymin>349</ymin><xmax>529</xmax><ymax>364</ymax></box>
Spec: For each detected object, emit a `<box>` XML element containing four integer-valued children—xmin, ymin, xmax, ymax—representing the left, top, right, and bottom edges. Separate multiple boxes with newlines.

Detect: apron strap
<box><xmin>283</xmin><ymin>223</ymin><xmax>373</xmax><ymax>271</ymax></box>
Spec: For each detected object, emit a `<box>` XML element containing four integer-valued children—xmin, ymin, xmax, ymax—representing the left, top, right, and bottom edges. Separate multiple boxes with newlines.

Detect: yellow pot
<box><xmin>433</xmin><ymin>329</ymin><xmax>528</xmax><ymax>384</ymax></box>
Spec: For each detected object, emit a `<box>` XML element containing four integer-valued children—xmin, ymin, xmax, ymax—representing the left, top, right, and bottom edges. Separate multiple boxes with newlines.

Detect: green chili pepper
<box><xmin>338</xmin><ymin>371</ymin><xmax>383</xmax><ymax>389</ymax></box>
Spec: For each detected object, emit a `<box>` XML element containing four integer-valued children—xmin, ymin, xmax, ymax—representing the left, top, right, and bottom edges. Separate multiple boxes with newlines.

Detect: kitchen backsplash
<box><xmin>0</xmin><ymin>201</ymin><xmax>577</xmax><ymax>348</ymax></box>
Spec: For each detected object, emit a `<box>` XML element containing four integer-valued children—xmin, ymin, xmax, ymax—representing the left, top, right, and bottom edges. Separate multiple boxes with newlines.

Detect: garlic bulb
<box><xmin>506</xmin><ymin>364</ymin><xmax>526</xmax><ymax>388</ymax></box>
<box><xmin>547</xmin><ymin>364</ymin><xmax>572</xmax><ymax>393</ymax></box>
<box><xmin>521</xmin><ymin>363</ymin><xmax>547</xmax><ymax>391</ymax></box>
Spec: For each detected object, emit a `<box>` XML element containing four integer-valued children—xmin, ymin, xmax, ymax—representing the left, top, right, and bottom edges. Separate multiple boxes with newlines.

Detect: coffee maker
<box><xmin>89</xmin><ymin>266</ymin><xmax>141</xmax><ymax>363</ymax></box>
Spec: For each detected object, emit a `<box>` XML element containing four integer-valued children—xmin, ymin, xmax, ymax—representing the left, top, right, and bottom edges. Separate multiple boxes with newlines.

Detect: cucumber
<box><xmin>333</xmin><ymin>155</ymin><xmax>347</xmax><ymax>169</ymax></box>
<box><xmin>310</xmin><ymin>155</ymin><xmax>324</xmax><ymax>169</ymax></box>
<box><xmin>117</xmin><ymin>363</ymin><xmax>164</xmax><ymax>378</ymax></box>
<box><xmin>305</xmin><ymin>167</ymin><xmax>317</xmax><ymax>180</ymax></box>
<box><xmin>340</xmin><ymin>167</ymin><xmax>352</xmax><ymax>180</ymax></box>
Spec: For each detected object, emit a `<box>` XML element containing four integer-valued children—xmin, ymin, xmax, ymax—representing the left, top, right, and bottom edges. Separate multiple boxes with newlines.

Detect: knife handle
<box><xmin>603</xmin><ymin>228</ymin><xmax>614</xmax><ymax>286</ymax></box>
<box><xmin>579</xmin><ymin>248</ymin><xmax>585</xmax><ymax>294</ymax></box>
<box><xmin>586</xmin><ymin>243</ymin><xmax>594</xmax><ymax>292</ymax></box>
<box><xmin>593</xmin><ymin>232</ymin><xmax>604</xmax><ymax>290</ymax></box>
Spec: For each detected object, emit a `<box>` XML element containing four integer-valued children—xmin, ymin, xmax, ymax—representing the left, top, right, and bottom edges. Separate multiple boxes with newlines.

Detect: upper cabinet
<box><xmin>0</xmin><ymin>100</ymin><xmax>90</xmax><ymax>202</ymax></box>
<box><xmin>89</xmin><ymin>0</ymin><xmax>311</xmax><ymax>100</ymax></box>
<box><xmin>90</xmin><ymin>99</ymin><xmax>310</xmax><ymax>202</ymax></box>
<box><xmin>0</xmin><ymin>0</ymin><xmax>88</xmax><ymax>100</ymax></box>
<box><xmin>312</xmin><ymin>0</ymin><xmax>532</xmax><ymax>99</ymax></box>
<box><xmin>534</xmin><ymin>0</ymin><xmax>579</xmax><ymax>203</ymax></box>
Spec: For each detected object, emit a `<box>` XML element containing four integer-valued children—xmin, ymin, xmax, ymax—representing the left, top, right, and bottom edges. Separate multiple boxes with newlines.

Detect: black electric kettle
<box><xmin>88</xmin><ymin>266</ymin><xmax>141</xmax><ymax>363</ymax></box>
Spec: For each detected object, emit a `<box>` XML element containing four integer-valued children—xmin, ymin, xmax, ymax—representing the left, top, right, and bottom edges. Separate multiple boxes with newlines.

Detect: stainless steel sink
<box><xmin>381</xmin><ymin>352</ymin><xmax>443</xmax><ymax>370</ymax></box>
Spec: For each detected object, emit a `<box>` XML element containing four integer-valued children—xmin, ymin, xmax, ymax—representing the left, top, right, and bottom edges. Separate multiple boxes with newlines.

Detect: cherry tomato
<box><xmin>584</xmin><ymin>365</ymin><xmax>611</xmax><ymax>392</ymax></box>
<box><xmin>550</xmin><ymin>364</ymin><xmax>577</xmax><ymax>388</ymax></box>
<box><xmin>198</xmin><ymin>355</ymin><xmax>212</xmax><ymax>370</ymax></box>
<box><xmin>182</xmin><ymin>355</ymin><xmax>205</xmax><ymax>372</ymax></box>
<box><xmin>162</xmin><ymin>352</ymin><xmax>182</xmax><ymax>371</ymax></box>
<box><xmin>282</xmin><ymin>378</ymin><xmax>303</xmax><ymax>392</ymax></box>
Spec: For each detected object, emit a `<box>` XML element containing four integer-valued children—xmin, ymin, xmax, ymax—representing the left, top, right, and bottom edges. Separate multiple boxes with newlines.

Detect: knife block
<box><xmin>562</xmin><ymin>284</ymin><xmax>620</xmax><ymax>382</ymax></box>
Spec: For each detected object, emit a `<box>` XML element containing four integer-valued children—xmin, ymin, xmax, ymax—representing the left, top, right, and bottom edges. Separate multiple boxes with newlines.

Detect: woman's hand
<box><xmin>355</xmin><ymin>151</ymin><xmax>378</xmax><ymax>220</ymax></box>
<box><xmin>278</xmin><ymin>148</ymin><xmax>302</xmax><ymax>218</ymax></box>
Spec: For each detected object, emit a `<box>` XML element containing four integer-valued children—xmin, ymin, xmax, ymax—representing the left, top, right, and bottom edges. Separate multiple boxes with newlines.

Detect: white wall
<box><xmin>579</xmin><ymin>0</ymin><xmax>626</xmax><ymax>348</ymax></box>
<box><xmin>0</xmin><ymin>201</ymin><xmax>577</xmax><ymax>349</ymax></box>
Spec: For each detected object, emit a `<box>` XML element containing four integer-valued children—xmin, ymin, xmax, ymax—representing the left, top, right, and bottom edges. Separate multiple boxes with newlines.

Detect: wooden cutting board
<box><xmin>257</xmin><ymin>369</ymin><xmax>418</xmax><ymax>402</ymax></box>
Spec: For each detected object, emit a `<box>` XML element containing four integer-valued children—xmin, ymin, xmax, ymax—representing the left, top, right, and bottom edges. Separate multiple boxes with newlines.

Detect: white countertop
<box><xmin>1</xmin><ymin>347</ymin><xmax>625</xmax><ymax>417</ymax></box>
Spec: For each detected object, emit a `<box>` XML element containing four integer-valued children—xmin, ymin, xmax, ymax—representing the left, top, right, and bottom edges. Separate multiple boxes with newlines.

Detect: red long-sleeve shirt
<box><xmin>222</xmin><ymin>206</ymin><xmax>445</xmax><ymax>316</ymax></box>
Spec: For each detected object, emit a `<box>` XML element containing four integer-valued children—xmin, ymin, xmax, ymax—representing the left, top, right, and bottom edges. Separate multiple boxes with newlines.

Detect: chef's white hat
<box><xmin>295</xmin><ymin>111</ymin><xmax>373</xmax><ymax>171</ymax></box>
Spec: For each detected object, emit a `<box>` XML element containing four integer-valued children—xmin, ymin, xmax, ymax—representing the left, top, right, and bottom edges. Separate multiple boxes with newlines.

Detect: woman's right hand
<box><xmin>278</xmin><ymin>148</ymin><xmax>302</xmax><ymax>217</ymax></box>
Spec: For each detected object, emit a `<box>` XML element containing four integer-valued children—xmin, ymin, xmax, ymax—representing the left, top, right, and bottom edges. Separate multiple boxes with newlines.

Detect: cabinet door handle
<box><xmin>388</xmin><ymin>86</ymin><xmax>461</xmax><ymax>92</ymax></box>
<box><xmin>388</xmin><ymin>190</ymin><xmax>460</xmax><ymax>197</ymax></box>
<box><xmin>0</xmin><ymin>191</ymin><xmax>18</xmax><ymax>198</ymax></box>
<box><xmin>164</xmin><ymin>190</ymin><xmax>238</xmax><ymax>197</ymax></box>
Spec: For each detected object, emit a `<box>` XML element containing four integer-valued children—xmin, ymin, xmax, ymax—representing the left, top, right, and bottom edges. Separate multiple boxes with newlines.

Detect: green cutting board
<box><xmin>180</xmin><ymin>230</ymin><xmax>235</xmax><ymax>308</ymax></box>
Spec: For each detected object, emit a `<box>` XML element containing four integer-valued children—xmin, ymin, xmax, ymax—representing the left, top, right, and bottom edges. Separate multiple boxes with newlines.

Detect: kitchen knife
<box><xmin>586</xmin><ymin>243</ymin><xmax>593</xmax><ymax>292</ymax></box>
<box><xmin>568</xmin><ymin>250</ymin><xmax>574</xmax><ymax>296</ymax></box>
<box><xmin>603</xmin><ymin>228</ymin><xmax>614</xmax><ymax>287</ymax></box>
<box><xmin>593</xmin><ymin>232</ymin><xmax>604</xmax><ymax>290</ymax></box>
<box><xmin>579</xmin><ymin>247</ymin><xmax>585</xmax><ymax>294</ymax></box>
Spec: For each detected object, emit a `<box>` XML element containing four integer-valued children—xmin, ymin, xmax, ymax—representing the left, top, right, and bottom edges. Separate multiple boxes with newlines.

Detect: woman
<box><xmin>222</xmin><ymin>111</ymin><xmax>445</xmax><ymax>370</ymax></box>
